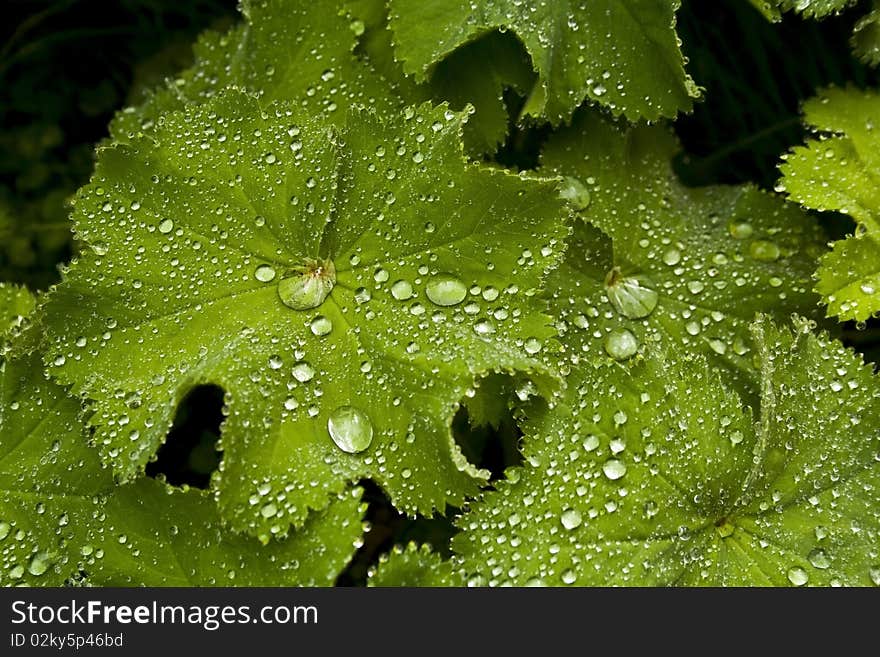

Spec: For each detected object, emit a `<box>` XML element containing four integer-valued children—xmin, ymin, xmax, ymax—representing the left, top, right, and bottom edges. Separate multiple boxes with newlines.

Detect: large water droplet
<box><xmin>327</xmin><ymin>406</ymin><xmax>373</xmax><ymax>454</ymax></box>
<box><xmin>787</xmin><ymin>566</ymin><xmax>809</xmax><ymax>586</ymax></box>
<box><xmin>602</xmin><ymin>458</ymin><xmax>627</xmax><ymax>480</ymax></box>
<box><xmin>391</xmin><ymin>279</ymin><xmax>413</xmax><ymax>300</ymax></box>
<box><xmin>807</xmin><ymin>548</ymin><xmax>830</xmax><ymax>570</ymax></box>
<box><xmin>278</xmin><ymin>258</ymin><xmax>335</xmax><ymax>310</ymax></box>
<box><xmin>604</xmin><ymin>328</ymin><xmax>638</xmax><ymax>360</ymax></box>
<box><xmin>254</xmin><ymin>264</ymin><xmax>277</xmax><ymax>282</ymax></box>
<box><xmin>292</xmin><ymin>361</ymin><xmax>315</xmax><ymax>382</ymax></box>
<box><xmin>560</xmin><ymin>508</ymin><xmax>583</xmax><ymax>530</ymax></box>
<box><xmin>558</xmin><ymin>176</ymin><xmax>591</xmax><ymax>211</ymax></box>
<box><xmin>605</xmin><ymin>268</ymin><xmax>658</xmax><ymax>319</ymax></box>
<box><xmin>309</xmin><ymin>315</ymin><xmax>332</xmax><ymax>336</ymax></box>
<box><xmin>27</xmin><ymin>552</ymin><xmax>51</xmax><ymax>576</ymax></box>
<box><xmin>425</xmin><ymin>273</ymin><xmax>467</xmax><ymax>306</ymax></box>
<box><xmin>158</xmin><ymin>218</ymin><xmax>174</xmax><ymax>234</ymax></box>
<box><xmin>749</xmin><ymin>240</ymin><xmax>781</xmax><ymax>262</ymax></box>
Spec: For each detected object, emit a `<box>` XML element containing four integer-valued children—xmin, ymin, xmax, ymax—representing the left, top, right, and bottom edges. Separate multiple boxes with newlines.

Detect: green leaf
<box><xmin>447</xmin><ymin>316</ymin><xmax>880</xmax><ymax>586</ymax></box>
<box><xmin>853</xmin><ymin>6</ymin><xmax>880</xmax><ymax>66</ymax></box>
<box><xmin>346</xmin><ymin>0</ymin><xmax>535</xmax><ymax>155</ymax></box>
<box><xmin>758</xmin><ymin>0</ymin><xmax>856</xmax><ymax>19</ymax></box>
<box><xmin>110</xmin><ymin>0</ymin><xmax>396</xmax><ymax>142</ymax></box>
<box><xmin>368</xmin><ymin>542</ymin><xmax>460</xmax><ymax>586</ymax></box>
<box><xmin>41</xmin><ymin>89</ymin><xmax>568</xmax><ymax>539</ymax></box>
<box><xmin>0</xmin><ymin>284</ymin><xmax>35</xmax><ymax>342</ymax></box>
<box><xmin>387</xmin><ymin>0</ymin><xmax>700</xmax><ymax>124</ymax></box>
<box><xmin>0</xmin><ymin>347</ymin><xmax>365</xmax><ymax>586</ymax></box>
<box><xmin>541</xmin><ymin>111</ymin><xmax>824</xmax><ymax>400</ymax></box>
<box><xmin>778</xmin><ymin>86</ymin><xmax>880</xmax><ymax>322</ymax></box>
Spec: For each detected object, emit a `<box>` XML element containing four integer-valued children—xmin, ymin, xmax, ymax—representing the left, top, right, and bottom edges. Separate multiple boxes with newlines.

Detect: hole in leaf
<box><xmin>452</xmin><ymin>373</ymin><xmax>526</xmax><ymax>481</ymax></box>
<box><xmin>336</xmin><ymin>480</ymin><xmax>458</xmax><ymax>586</ymax></box>
<box><xmin>146</xmin><ymin>384</ymin><xmax>224</xmax><ymax>489</ymax></box>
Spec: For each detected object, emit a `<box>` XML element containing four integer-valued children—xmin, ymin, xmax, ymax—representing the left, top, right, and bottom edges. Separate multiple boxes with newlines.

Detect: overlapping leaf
<box><xmin>110</xmin><ymin>0</ymin><xmax>396</xmax><ymax>142</ymax></box>
<box><xmin>368</xmin><ymin>542</ymin><xmax>460</xmax><ymax>587</ymax></box>
<box><xmin>778</xmin><ymin>86</ymin><xmax>880</xmax><ymax>322</ymax></box>
<box><xmin>346</xmin><ymin>0</ymin><xmax>535</xmax><ymax>155</ymax></box>
<box><xmin>853</xmin><ymin>5</ymin><xmax>880</xmax><ymax>66</ymax></box>
<box><xmin>0</xmin><ymin>283</ymin><xmax>35</xmax><ymax>342</ymax></box>
<box><xmin>379</xmin><ymin>317</ymin><xmax>880</xmax><ymax>586</ymax></box>
<box><xmin>751</xmin><ymin>0</ymin><xmax>855</xmax><ymax>20</ymax></box>
<box><xmin>1</xmin><ymin>293</ymin><xmax>364</xmax><ymax>586</ymax></box>
<box><xmin>387</xmin><ymin>0</ymin><xmax>700</xmax><ymax>124</ymax></box>
<box><xmin>541</xmin><ymin>112</ymin><xmax>824</xmax><ymax>400</ymax></box>
<box><xmin>41</xmin><ymin>89</ymin><xmax>568</xmax><ymax>539</ymax></box>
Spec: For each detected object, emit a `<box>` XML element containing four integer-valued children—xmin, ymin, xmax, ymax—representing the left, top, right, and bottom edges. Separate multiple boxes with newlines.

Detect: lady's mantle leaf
<box><xmin>446</xmin><ymin>317</ymin><xmax>880</xmax><ymax>586</ymax></box>
<box><xmin>0</xmin><ymin>284</ymin><xmax>35</xmax><ymax>343</ymax></box>
<box><xmin>1</xmin><ymin>325</ymin><xmax>363</xmax><ymax>586</ymax></box>
<box><xmin>753</xmin><ymin>0</ymin><xmax>855</xmax><ymax>20</ymax></box>
<box><xmin>41</xmin><ymin>90</ymin><xmax>568</xmax><ymax>539</ymax></box>
<box><xmin>387</xmin><ymin>0</ymin><xmax>700</xmax><ymax>124</ymax></box>
<box><xmin>542</xmin><ymin>112</ymin><xmax>824</xmax><ymax>401</ymax></box>
<box><xmin>368</xmin><ymin>542</ymin><xmax>461</xmax><ymax>587</ymax></box>
<box><xmin>778</xmin><ymin>86</ymin><xmax>880</xmax><ymax>322</ymax></box>
<box><xmin>346</xmin><ymin>0</ymin><xmax>535</xmax><ymax>156</ymax></box>
<box><xmin>110</xmin><ymin>0</ymin><xmax>395</xmax><ymax>142</ymax></box>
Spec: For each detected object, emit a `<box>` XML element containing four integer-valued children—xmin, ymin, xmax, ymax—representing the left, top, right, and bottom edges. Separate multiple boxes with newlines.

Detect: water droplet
<box><xmin>27</xmin><ymin>552</ymin><xmax>51</xmax><ymax>576</ymax></box>
<box><xmin>605</xmin><ymin>268</ymin><xmax>658</xmax><ymax>319</ymax></box>
<box><xmin>604</xmin><ymin>328</ymin><xmax>638</xmax><ymax>360</ymax></box>
<box><xmin>662</xmin><ymin>248</ymin><xmax>681</xmax><ymax>266</ymax></box>
<box><xmin>870</xmin><ymin>565</ymin><xmax>880</xmax><ymax>586</ymax></box>
<box><xmin>523</xmin><ymin>337</ymin><xmax>543</xmax><ymax>355</ymax></box>
<box><xmin>309</xmin><ymin>315</ymin><xmax>332</xmax><ymax>336</ymax></box>
<box><xmin>158</xmin><ymin>218</ymin><xmax>174</xmax><ymax>234</ymax></box>
<box><xmin>268</xmin><ymin>354</ymin><xmax>283</xmax><ymax>370</ymax></box>
<box><xmin>391</xmin><ymin>279</ymin><xmax>413</xmax><ymax>300</ymax></box>
<box><xmin>254</xmin><ymin>264</ymin><xmax>276</xmax><ymax>282</ymax></box>
<box><xmin>749</xmin><ymin>240</ymin><xmax>781</xmax><ymax>262</ymax></box>
<box><xmin>327</xmin><ymin>406</ymin><xmax>373</xmax><ymax>454</ymax></box>
<box><xmin>0</xmin><ymin>522</ymin><xmax>9</xmax><ymax>540</ymax></box>
<box><xmin>425</xmin><ymin>273</ymin><xmax>467</xmax><ymax>306</ymax></box>
<box><xmin>602</xmin><ymin>458</ymin><xmax>627</xmax><ymax>480</ymax></box>
<box><xmin>729</xmin><ymin>222</ymin><xmax>753</xmax><ymax>239</ymax></box>
<box><xmin>808</xmin><ymin>548</ymin><xmax>831</xmax><ymax>570</ymax></box>
<box><xmin>292</xmin><ymin>361</ymin><xmax>315</xmax><ymax>382</ymax></box>
<box><xmin>787</xmin><ymin>566</ymin><xmax>809</xmax><ymax>586</ymax></box>
<box><xmin>354</xmin><ymin>287</ymin><xmax>371</xmax><ymax>304</ymax></box>
<box><xmin>560</xmin><ymin>508</ymin><xmax>583</xmax><ymax>530</ymax></box>
<box><xmin>560</xmin><ymin>568</ymin><xmax>577</xmax><ymax>585</ymax></box>
<box><xmin>278</xmin><ymin>258</ymin><xmax>336</xmax><ymax>310</ymax></box>
<box><xmin>558</xmin><ymin>176</ymin><xmax>591</xmax><ymax>211</ymax></box>
<box><xmin>473</xmin><ymin>319</ymin><xmax>496</xmax><ymax>336</ymax></box>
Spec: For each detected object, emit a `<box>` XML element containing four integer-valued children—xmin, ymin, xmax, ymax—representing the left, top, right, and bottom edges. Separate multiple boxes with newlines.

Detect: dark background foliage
<box><xmin>2</xmin><ymin>0</ymin><xmax>878</xmax><ymax>584</ymax></box>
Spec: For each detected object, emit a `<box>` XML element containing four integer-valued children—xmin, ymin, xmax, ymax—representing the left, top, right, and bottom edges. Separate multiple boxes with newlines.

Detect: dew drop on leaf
<box><xmin>27</xmin><ymin>552</ymin><xmax>51</xmax><ymax>577</ymax></box>
<box><xmin>254</xmin><ymin>264</ymin><xmax>277</xmax><ymax>283</ymax></box>
<box><xmin>309</xmin><ymin>316</ymin><xmax>332</xmax><ymax>336</ymax></box>
<box><xmin>277</xmin><ymin>258</ymin><xmax>336</xmax><ymax>310</ymax></box>
<box><xmin>391</xmin><ymin>279</ymin><xmax>414</xmax><ymax>300</ymax></box>
<box><xmin>560</xmin><ymin>508</ymin><xmax>583</xmax><ymax>530</ymax></box>
<box><xmin>604</xmin><ymin>267</ymin><xmax>658</xmax><ymax>319</ymax></box>
<box><xmin>157</xmin><ymin>218</ymin><xmax>174</xmax><ymax>234</ymax></box>
<box><xmin>425</xmin><ymin>273</ymin><xmax>467</xmax><ymax>306</ymax></box>
<box><xmin>787</xmin><ymin>566</ymin><xmax>809</xmax><ymax>586</ymax></box>
<box><xmin>291</xmin><ymin>361</ymin><xmax>315</xmax><ymax>383</ymax></box>
<box><xmin>604</xmin><ymin>328</ymin><xmax>638</xmax><ymax>360</ymax></box>
<box><xmin>602</xmin><ymin>458</ymin><xmax>627</xmax><ymax>480</ymax></box>
<box><xmin>749</xmin><ymin>240</ymin><xmax>781</xmax><ymax>262</ymax></box>
<box><xmin>808</xmin><ymin>548</ymin><xmax>831</xmax><ymax>570</ymax></box>
<box><xmin>558</xmin><ymin>176</ymin><xmax>591</xmax><ymax>211</ymax></box>
<box><xmin>327</xmin><ymin>406</ymin><xmax>373</xmax><ymax>454</ymax></box>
